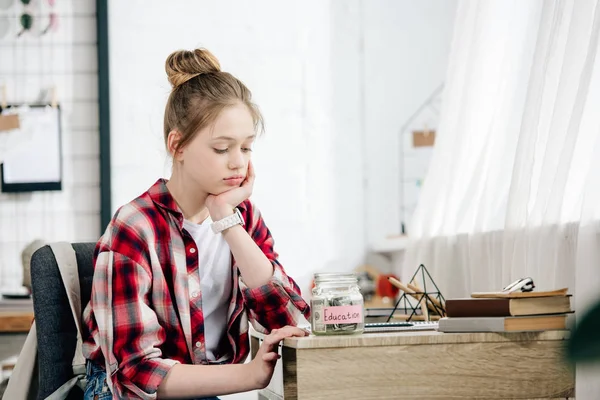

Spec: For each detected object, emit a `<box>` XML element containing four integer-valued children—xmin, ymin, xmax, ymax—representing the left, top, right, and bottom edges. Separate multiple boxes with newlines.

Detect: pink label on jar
<box><xmin>322</xmin><ymin>305</ymin><xmax>363</xmax><ymax>324</ymax></box>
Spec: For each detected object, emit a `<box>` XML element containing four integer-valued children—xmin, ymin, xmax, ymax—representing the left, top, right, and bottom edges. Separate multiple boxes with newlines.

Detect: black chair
<box><xmin>30</xmin><ymin>242</ymin><xmax>96</xmax><ymax>400</ymax></box>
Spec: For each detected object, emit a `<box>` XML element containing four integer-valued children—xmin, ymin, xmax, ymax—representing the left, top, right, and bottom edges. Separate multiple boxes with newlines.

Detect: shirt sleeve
<box><xmin>91</xmin><ymin>250</ymin><xmax>179</xmax><ymax>399</ymax></box>
<box><xmin>238</xmin><ymin>201</ymin><xmax>311</xmax><ymax>331</ymax></box>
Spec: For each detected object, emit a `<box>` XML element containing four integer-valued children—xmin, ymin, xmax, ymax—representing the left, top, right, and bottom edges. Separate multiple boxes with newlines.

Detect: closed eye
<box><xmin>213</xmin><ymin>146</ymin><xmax>252</xmax><ymax>154</ymax></box>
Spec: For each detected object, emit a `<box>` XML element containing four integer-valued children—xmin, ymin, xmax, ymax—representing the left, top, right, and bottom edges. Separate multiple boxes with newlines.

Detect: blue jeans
<box><xmin>83</xmin><ymin>360</ymin><xmax>111</xmax><ymax>400</ymax></box>
<box><xmin>84</xmin><ymin>360</ymin><xmax>220</xmax><ymax>400</ymax></box>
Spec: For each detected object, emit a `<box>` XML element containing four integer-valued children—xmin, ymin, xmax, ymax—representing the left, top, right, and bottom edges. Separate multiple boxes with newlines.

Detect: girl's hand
<box><xmin>249</xmin><ymin>326</ymin><xmax>309</xmax><ymax>389</ymax></box>
<box><xmin>206</xmin><ymin>160</ymin><xmax>255</xmax><ymax>220</ymax></box>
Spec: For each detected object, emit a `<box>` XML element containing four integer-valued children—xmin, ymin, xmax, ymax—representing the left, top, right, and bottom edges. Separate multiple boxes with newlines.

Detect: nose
<box><xmin>228</xmin><ymin>149</ymin><xmax>245</xmax><ymax>170</ymax></box>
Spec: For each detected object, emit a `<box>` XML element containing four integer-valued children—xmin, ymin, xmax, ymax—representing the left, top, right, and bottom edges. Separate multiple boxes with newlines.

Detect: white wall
<box><xmin>106</xmin><ymin>0</ymin><xmax>457</xmax><ymax>297</ymax></box>
<box><xmin>363</xmin><ymin>0</ymin><xmax>457</xmax><ymax>247</ymax></box>
<box><xmin>0</xmin><ymin>0</ymin><xmax>100</xmax><ymax>290</ymax></box>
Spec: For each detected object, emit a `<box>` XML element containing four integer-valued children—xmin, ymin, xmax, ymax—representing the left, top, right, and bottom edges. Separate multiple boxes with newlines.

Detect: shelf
<box><xmin>370</xmin><ymin>235</ymin><xmax>409</xmax><ymax>253</ymax></box>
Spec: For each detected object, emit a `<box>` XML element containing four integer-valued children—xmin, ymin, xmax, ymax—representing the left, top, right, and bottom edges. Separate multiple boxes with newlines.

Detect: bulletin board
<box><xmin>0</xmin><ymin>104</ymin><xmax>62</xmax><ymax>192</ymax></box>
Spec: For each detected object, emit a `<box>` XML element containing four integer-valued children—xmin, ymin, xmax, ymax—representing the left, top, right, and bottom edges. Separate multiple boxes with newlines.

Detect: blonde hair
<box><xmin>164</xmin><ymin>48</ymin><xmax>263</xmax><ymax>154</ymax></box>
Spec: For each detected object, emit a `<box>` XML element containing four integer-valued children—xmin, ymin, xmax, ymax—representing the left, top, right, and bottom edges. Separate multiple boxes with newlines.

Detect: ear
<box><xmin>167</xmin><ymin>130</ymin><xmax>184</xmax><ymax>161</ymax></box>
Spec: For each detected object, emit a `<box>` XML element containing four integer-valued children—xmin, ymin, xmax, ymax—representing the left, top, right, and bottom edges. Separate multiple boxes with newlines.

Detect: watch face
<box><xmin>236</xmin><ymin>208</ymin><xmax>245</xmax><ymax>226</ymax></box>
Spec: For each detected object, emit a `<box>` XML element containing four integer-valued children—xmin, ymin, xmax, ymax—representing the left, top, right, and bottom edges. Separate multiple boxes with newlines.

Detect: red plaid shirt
<box><xmin>82</xmin><ymin>179</ymin><xmax>310</xmax><ymax>399</ymax></box>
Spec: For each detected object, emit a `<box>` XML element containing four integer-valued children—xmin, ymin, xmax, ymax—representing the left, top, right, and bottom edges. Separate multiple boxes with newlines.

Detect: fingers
<box><xmin>243</xmin><ymin>160</ymin><xmax>255</xmax><ymax>187</ymax></box>
<box><xmin>271</xmin><ymin>325</ymin><xmax>309</xmax><ymax>337</ymax></box>
<box><xmin>264</xmin><ymin>326</ymin><xmax>309</xmax><ymax>346</ymax></box>
<box><xmin>262</xmin><ymin>352</ymin><xmax>281</xmax><ymax>362</ymax></box>
<box><xmin>248</xmin><ymin>160</ymin><xmax>255</xmax><ymax>179</ymax></box>
<box><xmin>257</xmin><ymin>326</ymin><xmax>308</xmax><ymax>366</ymax></box>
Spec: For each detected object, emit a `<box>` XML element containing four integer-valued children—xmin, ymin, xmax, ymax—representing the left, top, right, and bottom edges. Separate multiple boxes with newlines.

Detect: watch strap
<box><xmin>210</xmin><ymin>208</ymin><xmax>244</xmax><ymax>234</ymax></box>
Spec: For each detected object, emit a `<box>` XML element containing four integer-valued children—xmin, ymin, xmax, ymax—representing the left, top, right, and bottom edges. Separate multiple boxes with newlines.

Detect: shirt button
<box><xmin>189</xmin><ymin>248</ymin><xmax>196</xmax><ymax>254</ymax></box>
<box><xmin>195</xmin><ymin>341</ymin><xmax>202</xmax><ymax>348</ymax></box>
<box><xmin>191</xmin><ymin>291</ymin><xmax>199</xmax><ymax>299</ymax></box>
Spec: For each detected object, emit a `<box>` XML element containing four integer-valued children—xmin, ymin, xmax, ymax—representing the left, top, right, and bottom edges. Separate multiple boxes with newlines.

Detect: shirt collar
<box><xmin>148</xmin><ymin>178</ymin><xmax>184</xmax><ymax>226</ymax></box>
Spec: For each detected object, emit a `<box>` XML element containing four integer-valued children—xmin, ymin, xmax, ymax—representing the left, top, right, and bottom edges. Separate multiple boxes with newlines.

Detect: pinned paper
<box><xmin>1</xmin><ymin>105</ymin><xmax>62</xmax><ymax>192</ymax></box>
<box><xmin>413</xmin><ymin>130</ymin><xmax>436</xmax><ymax>147</ymax></box>
<box><xmin>0</xmin><ymin>84</ymin><xmax>18</xmax><ymax>131</ymax></box>
<box><xmin>0</xmin><ymin>114</ymin><xmax>19</xmax><ymax>131</ymax></box>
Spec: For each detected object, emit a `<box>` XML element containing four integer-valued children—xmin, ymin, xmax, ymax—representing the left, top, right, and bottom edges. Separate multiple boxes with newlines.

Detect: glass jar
<box><xmin>310</xmin><ymin>272</ymin><xmax>364</xmax><ymax>335</ymax></box>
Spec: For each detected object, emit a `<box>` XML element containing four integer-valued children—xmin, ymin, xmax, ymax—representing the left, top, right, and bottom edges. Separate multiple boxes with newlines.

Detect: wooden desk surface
<box><xmin>273</xmin><ymin>329</ymin><xmax>570</xmax><ymax>349</ymax></box>
<box><xmin>0</xmin><ymin>298</ymin><xmax>34</xmax><ymax>333</ymax></box>
<box><xmin>251</xmin><ymin>329</ymin><xmax>574</xmax><ymax>400</ymax></box>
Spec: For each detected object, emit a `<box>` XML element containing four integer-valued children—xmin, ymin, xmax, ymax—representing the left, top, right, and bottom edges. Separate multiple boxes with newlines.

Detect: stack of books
<box><xmin>438</xmin><ymin>288</ymin><xmax>572</xmax><ymax>333</ymax></box>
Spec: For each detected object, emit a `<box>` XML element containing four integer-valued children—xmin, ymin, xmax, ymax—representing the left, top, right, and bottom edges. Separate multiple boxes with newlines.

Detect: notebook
<box><xmin>364</xmin><ymin>321</ymin><xmax>439</xmax><ymax>333</ymax></box>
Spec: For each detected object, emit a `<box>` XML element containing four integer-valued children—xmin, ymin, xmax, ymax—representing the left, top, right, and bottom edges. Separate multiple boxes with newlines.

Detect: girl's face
<box><xmin>175</xmin><ymin>102</ymin><xmax>256</xmax><ymax>195</ymax></box>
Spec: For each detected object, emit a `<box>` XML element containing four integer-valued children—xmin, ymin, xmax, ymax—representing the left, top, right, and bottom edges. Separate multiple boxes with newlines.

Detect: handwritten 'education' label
<box><xmin>322</xmin><ymin>305</ymin><xmax>363</xmax><ymax>324</ymax></box>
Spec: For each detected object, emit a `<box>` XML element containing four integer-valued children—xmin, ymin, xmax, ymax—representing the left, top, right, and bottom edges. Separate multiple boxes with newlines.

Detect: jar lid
<box><xmin>314</xmin><ymin>272</ymin><xmax>358</xmax><ymax>284</ymax></box>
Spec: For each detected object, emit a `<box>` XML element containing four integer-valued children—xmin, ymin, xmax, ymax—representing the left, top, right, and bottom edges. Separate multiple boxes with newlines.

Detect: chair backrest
<box><xmin>30</xmin><ymin>242</ymin><xmax>96</xmax><ymax>400</ymax></box>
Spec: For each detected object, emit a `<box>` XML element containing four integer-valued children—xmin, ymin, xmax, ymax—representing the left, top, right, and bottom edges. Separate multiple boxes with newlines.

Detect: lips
<box><xmin>224</xmin><ymin>176</ymin><xmax>244</xmax><ymax>186</ymax></box>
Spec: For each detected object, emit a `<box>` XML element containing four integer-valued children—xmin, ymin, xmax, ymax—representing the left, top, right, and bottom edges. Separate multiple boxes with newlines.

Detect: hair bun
<box><xmin>165</xmin><ymin>48</ymin><xmax>221</xmax><ymax>88</ymax></box>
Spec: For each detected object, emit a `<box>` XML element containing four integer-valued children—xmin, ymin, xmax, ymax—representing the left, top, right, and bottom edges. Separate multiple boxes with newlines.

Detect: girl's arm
<box><xmin>218</xmin><ymin>217</ymin><xmax>273</xmax><ymax>289</ymax></box>
<box><xmin>158</xmin><ymin>363</ymin><xmax>254</xmax><ymax>398</ymax></box>
<box><xmin>206</xmin><ymin>164</ymin><xmax>310</xmax><ymax>329</ymax></box>
<box><xmin>157</xmin><ymin>326</ymin><xmax>307</xmax><ymax>399</ymax></box>
<box><xmin>211</xmin><ymin>200</ymin><xmax>311</xmax><ymax>330</ymax></box>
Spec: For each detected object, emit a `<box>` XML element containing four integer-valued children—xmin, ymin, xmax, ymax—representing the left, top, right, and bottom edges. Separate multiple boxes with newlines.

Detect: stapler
<box><xmin>502</xmin><ymin>277</ymin><xmax>535</xmax><ymax>293</ymax></box>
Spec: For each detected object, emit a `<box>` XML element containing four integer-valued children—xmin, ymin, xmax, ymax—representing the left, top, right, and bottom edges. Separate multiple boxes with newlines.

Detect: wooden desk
<box><xmin>0</xmin><ymin>311</ymin><xmax>34</xmax><ymax>333</ymax></box>
<box><xmin>250</xmin><ymin>329</ymin><xmax>574</xmax><ymax>400</ymax></box>
<box><xmin>0</xmin><ymin>299</ymin><xmax>33</xmax><ymax>333</ymax></box>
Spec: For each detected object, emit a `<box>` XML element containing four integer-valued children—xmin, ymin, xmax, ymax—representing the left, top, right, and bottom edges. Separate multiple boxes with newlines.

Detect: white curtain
<box><xmin>404</xmin><ymin>0</ymin><xmax>600</xmax><ymax>397</ymax></box>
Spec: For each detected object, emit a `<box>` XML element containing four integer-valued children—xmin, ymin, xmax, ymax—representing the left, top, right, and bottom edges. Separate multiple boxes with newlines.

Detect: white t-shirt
<box><xmin>183</xmin><ymin>217</ymin><xmax>232</xmax><ymax>361</ymax></box>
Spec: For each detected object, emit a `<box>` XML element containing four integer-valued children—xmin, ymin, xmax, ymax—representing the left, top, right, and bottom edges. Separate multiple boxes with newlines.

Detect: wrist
<box><xmin>243</xmin><ymin>362</ymin><xmax>262</xmax><ymax>390</ymax></box>
<box><xmin>209</xmin><ymin>205</ymin><xmax>234</xmax><ymax>221</ymax></box>
<box><xmin>221</xmin><ymin>223</ymin><xmax>244</xmax><ymax>237</ymax></box>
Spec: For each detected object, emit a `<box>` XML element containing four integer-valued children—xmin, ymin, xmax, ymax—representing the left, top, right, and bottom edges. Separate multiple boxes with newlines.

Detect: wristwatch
<box><xmin>211</xmin><ymin>208</ymin><xmax>244</xmax><ymax>234</ymax></box>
